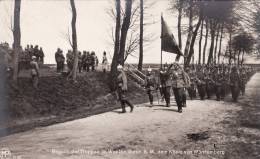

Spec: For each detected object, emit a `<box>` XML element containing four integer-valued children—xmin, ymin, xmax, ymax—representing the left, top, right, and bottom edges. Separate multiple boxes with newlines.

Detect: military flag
<box><xmin>161</xmin><ymin>15</ymin><xmax>183</xmax><ymax>63</ymax></box>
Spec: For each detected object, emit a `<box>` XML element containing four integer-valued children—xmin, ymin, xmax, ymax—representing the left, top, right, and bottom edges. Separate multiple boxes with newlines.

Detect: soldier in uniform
<box><xmin>78</xmin><ymin>51</ymin><xmax>82</xmax><ymax>73</ymax></box>
<box><xmin>213</xmin><ymin>67</ymin><xmax>222</xmax><ymax>101</ymax></box>
<box><xmin>39</xmin><ymin>47</ymin><xmax>44</xmax><ymax>64</ymax></box>
<box><xmin>220</xmin><ymin>66</ymin><xmax>229</xmax><ymax>100</ymax></box>
<box><xmin>82</xmin><ymin>51</ymin><xmax>87</xmax><ymax>71</ymax></box>
<box><xmin>30</xmin><ymin>56</ymin><xmax>40</xmax><ymax>89</ymax></box>
<box><xmin>230</xmin><ymin>66</ymin><xmax>240</xmax><ymax>102</ymax></box>
<box><xmin>55</xmin><ymin>48</ymin><xmax>64</xmax><ymax>73</ymax></box>
<box><xmin>240</xmin><ymin>67</ymin><xmax>247</xmax><ymax>96</ymax></box>
<box><xmin>159</xmin><ymin>64</ymin><xmax>172</xmax><ymax>107</ymax></box>
<box><xmin>205</xmin><ymin>67</ymin><xmax>214</xmax><ymax>99</ymax></box>
<box><xmin>186</xmin><ymin>67</ymin><xmax>196</xmax><ymax>100</ymax></box>
<box><xmin>66</xmin><ymin>50</ymin><xmax>74</xmax><ymax>73</ymax></box>
<box><xmin>171</xmin><ymin>63</ymin><xmax>189</xmax><ymax>113</ymax></box>
<box><xmin>196</xmin><ymin>66</ymin><xmax>206</xmax><ymax>100</ymax></box>
<box><xmin>117</xmin><ymin>65</ymin><xmax>134</xmax><ymax>113</ymax></box>
<box><xmin>90</xmin><ymin>51</ymin><xmax>96</xmax><ymax>71</ymax></box>
<box><xmin>86</xmin><ymin>52</ymin><xmax>92</xmax><ymax>72</ymax></box>
<box><xmin>144</xmin><ymin>67</ymin><xmax>157</xmax><ymax>106</ymax></box>
<box><xmin>102</xmin><ymin>51</ymin><xmax>108</xmax><ymax>73</ymax></box>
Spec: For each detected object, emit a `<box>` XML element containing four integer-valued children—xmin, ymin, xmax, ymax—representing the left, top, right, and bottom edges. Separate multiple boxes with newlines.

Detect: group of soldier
<box><xmin>0</xmin><ymin>42</ymin><xmax>45</xmax><ymax>70</ymax></box>
<box><xmin>55</xmin><ymin>48</ymin><xmax>99</xmax><ymax>73</ymax></box>
<box><xmin>142</xmin><ymin>63</ymin><xmax>256</xmax><ymax>113</ymax></box>
<box><xmin>20</xmin><ymin>45</ymin><xmax>45</xmax><ymax>70</ymax></box>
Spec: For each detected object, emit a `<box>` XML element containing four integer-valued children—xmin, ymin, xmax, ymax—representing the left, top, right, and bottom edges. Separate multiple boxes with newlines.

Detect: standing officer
<box><xmin>159</xmin><ymin>64</ymin><xmax>172</xmax><ymax>107</ymax></box>
<box><xmin>144</xmin><ymin>67</ymin><xmax>157</xmax><ymax>106</ymax></box>
<box><xmin>117</xmin><ymin>65</ymin><xmax>134</xmax><ymax>113</ymax></box>
<box><xmin>171</xmin><ymin>63</ymin><xmax>189</xmax><ymax>113</ymax></box>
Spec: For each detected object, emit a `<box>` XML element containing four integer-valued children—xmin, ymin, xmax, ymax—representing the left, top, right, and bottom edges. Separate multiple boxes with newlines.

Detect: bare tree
<box><xmin>183</xmin><ymin>0</ymin><xmax>193</xmax><ymax>64</ymax></box>
<box><xmin>69</xmin><ymin>0</ymin><xmax>78</xmax><ymax>82</ymax></box>
<box><xmin>198</xmin><ymin>18</ymin><xmax>204</xmax><ymax>64</ymax></box>
<box><xmin>12</xmin><ymin>0</ymin><xmax>21</xmax><ymax>82</ymax></box>
<box><xmin>202</xmin><ymin>19</ymin><xmax>209</xmax><ymax>64</ymax></box>
<box><xmin>118</xmin><ymin>0</ymin><xmax>133</xmax><ymax>65</ymax></box>
<box><xmin>137</xmin><ymin>0</ymin><xmax>143</xmax><ymax>71</ymax></box>
<box><xmin>110</xmin><ymin>0</ymin><xmax>121</xmax><ymax>90</ymax></box>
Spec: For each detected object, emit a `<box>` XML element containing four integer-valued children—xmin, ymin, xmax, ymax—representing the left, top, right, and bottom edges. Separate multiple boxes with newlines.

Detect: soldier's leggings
<box><xmin>187</xmin><ymin>85</ymin><xmax>196</xmax><ymax>100</ymax></box>
<box><xmin>197</xmin><ymin>84</ymin><xmax>206</xmax><ymax>100</ymax></box>
<box><xmin>240</xmin><ymin>81</ymin><xmax>246</xmax><ymax>95</ymax></box>
<box><xmin>147</xmin><ymin>90</ymin><xmax>153</xmax><ymax>104</ymax></box>
<box><xmin>206</xmin><ymin>83</ymin><xmax>213</xmax><ymax>99</ymax></box>
<box><xmin>162</xmin><ymin>86</ymin><xmax>171</xmax><ymax>106</ymax></box>
<box><xmin>173</xmin><ymin>87</ymin><xmax>184</xmax><ymax>111</ymax></box>
<box><xmin>220</xmin><ymin>84</ymin><xmax>226</xmax><ymax>99</ymax></box>
<box><xmin>118</xmin><ymin>89</ymin><xmax>134</xmax><ymax>112</ymax></box>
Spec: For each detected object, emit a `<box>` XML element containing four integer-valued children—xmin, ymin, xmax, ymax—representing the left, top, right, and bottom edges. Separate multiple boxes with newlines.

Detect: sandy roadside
<box><xmin>0</xmin><ymin>73</ymin><xmax>259</xmax><ymax>159</ymax></box>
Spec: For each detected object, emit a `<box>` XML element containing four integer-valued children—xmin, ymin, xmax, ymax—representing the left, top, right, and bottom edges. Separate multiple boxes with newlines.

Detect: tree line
<box><xmin>7</xmin><ymin>0</ymin><xmax>260</xmax><ymax>90</ymax></box>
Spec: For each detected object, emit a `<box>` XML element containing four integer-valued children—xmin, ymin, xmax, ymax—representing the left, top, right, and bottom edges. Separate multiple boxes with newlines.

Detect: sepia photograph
<box><xmin>0</xmin><ymin>0</ymin><xmax>259</xmax><ymax>158</ymax></box>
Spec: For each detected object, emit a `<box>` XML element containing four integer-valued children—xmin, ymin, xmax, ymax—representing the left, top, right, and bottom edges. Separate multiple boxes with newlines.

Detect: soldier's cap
<box><xmin>148</xmin><ymin>67</ymin><xmax>152</xmax><ymax>72</ymax></box>
<box><xmin>117</xmin><ymin>65</ymin><xmax>123</xmax><ymax>69</ymax></box>
<box><xmin>32</xmin><ymin>56</ymin><xmax>36</xmax><ymax>59</ymax></box>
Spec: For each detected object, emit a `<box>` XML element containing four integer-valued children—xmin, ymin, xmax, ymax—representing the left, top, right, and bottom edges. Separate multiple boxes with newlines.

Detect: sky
<box><xmin>0</xmin><ymin>0</ymin><xmax>258</xmax><ymax>64</ymax></box>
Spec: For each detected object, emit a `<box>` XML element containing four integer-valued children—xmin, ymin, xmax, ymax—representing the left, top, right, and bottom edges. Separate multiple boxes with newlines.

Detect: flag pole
<box><xmin>160</xmin><ymin>13</ymin><xmax>163</xmax><ymax>69</ymax></box>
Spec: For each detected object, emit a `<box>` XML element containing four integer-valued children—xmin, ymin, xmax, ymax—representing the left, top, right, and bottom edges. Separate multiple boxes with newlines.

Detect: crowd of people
<box><xmin>55</xmin><ymin>49</ymin><xmax>109</xmax><ymax>74</ymax></box>
<box><xmin>0</xmin><ymin>42</ymin><xmax>45</xmax><ymax>70</ymax></box>
<box><xmin>117</xmin><ymin>63</ymin><xmax>256</xmax><ymax>114</ymax></box>
<box><xmin>141</xmin><ymin>63</ymin><xmax>256</xmax><ymax>113</ymax></box>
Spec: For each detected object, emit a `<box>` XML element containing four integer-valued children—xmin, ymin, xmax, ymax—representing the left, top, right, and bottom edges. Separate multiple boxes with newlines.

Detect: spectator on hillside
<box><xmin>30</xmin><ymin>56</ymin><xmax>40</xmax><ymax>89</ymax></box>
<box><xmin>55</xmin><ymin>48</ymin><xmax>65</xmax><ymax>73</ymax></box>
<box><xmin>90</xmin><ymin>51</ymin><xmax>96</xmax><ymax>71</ymax></box>
<box><xmin>39</xmin><ymin>47</ymin><xmax>44</xmax><ymax>64</ymax></box>
<box><xmin>82</xmin><ymin>51</ymin><xmax>87</xmax><ymax>71</ymax></box>
<box><xmin>78</xmin><ymin>51</ymin><xmax>82</xmax><ymax>73</ymax></box>
<box><xmin>102</xmin><ymin>51</ymin><xmax>108</xmax><ymax>73</ymax></box>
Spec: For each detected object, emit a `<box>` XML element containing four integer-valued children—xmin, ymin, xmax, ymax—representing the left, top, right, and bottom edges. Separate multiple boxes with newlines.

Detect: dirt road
<box><xmin>0</xmin><ymin>73</ymin><xmax>259</xmax><ymax>159</ymax></box>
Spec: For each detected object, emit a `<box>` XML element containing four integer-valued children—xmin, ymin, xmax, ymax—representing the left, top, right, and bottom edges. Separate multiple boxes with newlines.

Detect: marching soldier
<box><xmin>213</xmin><ymin>67</ymin><xmax>222</xmax><ymax>101</ymax></box>
<box><xmin>205</xmin><ymin>68</ymin><xmax>214</xmax><ymax>99</ymax></box>
<box><xmin>220</xmin><ymin>67</ymin><xmax>229</xmax><ymax>100</ymax></box>
<box><xmin>159</xmin><ymin>64</ymin><xmax>172</xmax><ymax>107</ymax></box>
<box><xmin>117</xmin><ymin>65</ymin><xmax>134</xmax><ymax>113</ymax></box>
<box><xmin>171</xmin><ymin>63</ymin><xmax>189</xmax><ymax>113</ymax></box>
<box><xmin>230</xmin><ymin>66</ymin><xmax>241</xmax><ymax>102</ymax></box>
<box><xmin>240</xmin><ymin>67</ymin><xmax>247</xmax><ymax>95</ymax></box>
<box><xmin>186</xmin><ymin>67</ymin><xmax>196</xmax><ymax>100</ymax></box>
<box><xmin>144</xmin><ymin>67</ymin><xmax>157</xmax><ymax>106</ymax></box>
<box><xmin>196</xmin><ymin>66</ymin><xmax>206</xmax><ymax>100</ymax></box>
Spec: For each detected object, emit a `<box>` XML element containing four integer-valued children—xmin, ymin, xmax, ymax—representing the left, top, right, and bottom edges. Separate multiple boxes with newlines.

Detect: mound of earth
<box><xmin>1</xmin><ymin>68</ymin><xmax>148</xmax><ymax>136</ymax></box>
